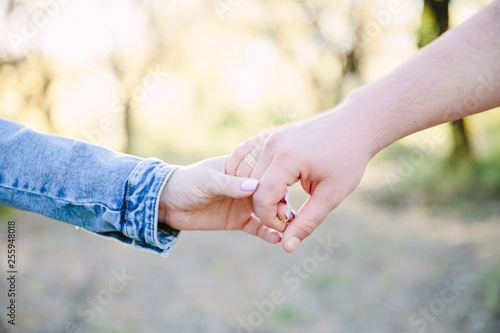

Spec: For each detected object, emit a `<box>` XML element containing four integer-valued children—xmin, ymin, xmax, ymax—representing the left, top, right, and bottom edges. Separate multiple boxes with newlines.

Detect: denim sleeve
<box><xmin>0</xmin><ymin>119</ymin><xmax>180</xmax><ymax>256</ymax></box>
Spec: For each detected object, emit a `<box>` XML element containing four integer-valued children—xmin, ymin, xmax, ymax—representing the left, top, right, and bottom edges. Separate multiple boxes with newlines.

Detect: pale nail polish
<box><xmin>285</xmin><ymin>206</ymin><xmax>290</xmax><ymax>221</ymax></box>
<box><xmin>241</xmin><ymin>179</ymin><xmax>258</xmax><ymax>191</ymax></box>
<box><xmin>284</xmin><ymin>189</ymin><xmax>290</xmax><ymax>203</ymax></box>
<box><xmin>287</xmin><ymin>237</ymin><xmax>301</xmax><ymax>252</ymax></box>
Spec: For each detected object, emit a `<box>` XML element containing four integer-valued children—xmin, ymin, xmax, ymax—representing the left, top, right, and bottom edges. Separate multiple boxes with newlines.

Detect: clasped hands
<box><xmin>155</xmin><ymin>0</ymin><xmax>500</xmax><ymax>253</ymax></box>
<box><xmin>160</xmin><ymin>104</ymin><xmax>373</xmax><ymax>252</ymax></box>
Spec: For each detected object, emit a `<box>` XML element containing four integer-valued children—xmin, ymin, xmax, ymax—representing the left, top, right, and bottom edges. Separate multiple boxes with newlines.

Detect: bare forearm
<box><xmin>226</xmin><ymin>1</ymin><xmax>500</xmax><ymax>251</ymax></box>
<box><xmin>343</xmin><ymin>0</ymin><xmax>500</xmax><ymax>157</ymax></box>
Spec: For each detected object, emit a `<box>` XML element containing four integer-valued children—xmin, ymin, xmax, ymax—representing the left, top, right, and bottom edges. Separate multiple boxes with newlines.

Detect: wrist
<box><xmin>323</xmin><ymin>87</ymin><xmax>390</xmax><ymax>160</ymax></box>
<box><xmin>158</xmin><ymin>167</ymin><xmax>182</xmax><ymax>229</ymax></box>
<box><xmin>158</xmin><ymin>188</ymin><xmax>169</xmax><ymax>225</ymax></box>
<box><xmin>337</xmin><ymin>80</ymin><xmax>414</xmax><ymax>158</ymax></box>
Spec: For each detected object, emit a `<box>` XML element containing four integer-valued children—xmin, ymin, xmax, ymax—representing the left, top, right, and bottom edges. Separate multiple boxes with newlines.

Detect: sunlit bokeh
<box><xmin>1</xmin><ymin>0</ymin><xmax>497</xmax><ymax>161</ymax></box>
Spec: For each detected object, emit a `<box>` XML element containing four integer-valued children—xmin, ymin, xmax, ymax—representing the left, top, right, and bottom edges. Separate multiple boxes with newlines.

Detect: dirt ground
<box><xmin>1</xmin><ymin>190</ymin><xmax>500</xmax><ymax>333</ymax></box>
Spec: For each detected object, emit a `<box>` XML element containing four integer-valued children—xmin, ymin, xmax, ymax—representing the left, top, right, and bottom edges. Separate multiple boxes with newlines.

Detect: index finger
<box><xmin>252</xmin><ymin>159</ymin><xmax>299</xmax><ymax>231</ymax></box>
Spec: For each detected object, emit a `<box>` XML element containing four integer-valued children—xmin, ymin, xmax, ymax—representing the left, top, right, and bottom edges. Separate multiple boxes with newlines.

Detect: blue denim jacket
<box><xmin>0</xmin><ymin>119</ymin><xmax>180</xmax><ymax>256</ymax></box>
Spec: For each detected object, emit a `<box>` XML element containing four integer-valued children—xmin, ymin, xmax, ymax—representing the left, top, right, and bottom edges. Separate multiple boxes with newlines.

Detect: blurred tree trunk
<box><xmin>422</xmin><ymin>0</ymin><xmax>471</xmax><ymax>162</ymax></box>
<box><xmin>109</xmin><ymin>4</ymin><xmax>167</xmax><ymax>155</ymax></box>
<box><xmin>343</xmin><ymin>6</ymin><xmax>361</xmax><ymax>81</ymax></box>
<box><xmin>315</xmin><ymin>4</ymin><xmax>362</xmax><ymax>110</ymax></box>
<box><xmin>123</xmin><ymin>97</ymin><xmax>133</xmax><ymax>154</ymax></box>
<box><xmin>38</xmin><ymin>70</ymin><xmax>55</xmax><ymax>133</ymax></box>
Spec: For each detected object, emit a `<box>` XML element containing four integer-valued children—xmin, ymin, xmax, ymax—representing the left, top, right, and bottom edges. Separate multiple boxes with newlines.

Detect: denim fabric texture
<box><xmin>0</xmin><ymin>119</ymin><xmax>180</xmax><ymax>256</ymax></box>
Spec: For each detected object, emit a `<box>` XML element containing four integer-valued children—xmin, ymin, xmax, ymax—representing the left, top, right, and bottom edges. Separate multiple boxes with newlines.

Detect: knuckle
<box><xmin>253</xmin><ymin>133</ymin><xmax>270</xmax><ymax>153</ymax></box>
<box><xmin>274</xmin><ymin>148</ymin><xmax>293</xmax><ymax>163</ymax></box>
<box><xmin>262</xmin><ymin>133</ymin><xmax>294</xmax><ymax>162</ymax></box>
<box><xmin>204</xmin><ymin>171</ymin><xmax>226</xmax><ymax>194</ymax></box>
<box><xmin>213</xmin><ymin>172</ymin><xmax>230</xmax><ymax>188</ymax></box>
<box><xmin>252</xmin><ymin>192</ymin><xmax>271</xmax><ymax>207</ymax></box>
<box><xmin>233</xmin><ymin>143</ymin><xmax>249</xmax><ymax>157</ymax></box>
<box><xmin>297</xmin><ymin>217</ymin><xmax>320</xmax><ymax>236</ymax></box>
<box><xmin>224</xmin><ymin>159</ymin><xmax>238</xmax><ymax>175</ymax></box>
<box><xmin>263</xmin><ymin>132</ymin><xmax>280</xmax><ymax>150</ymax></box>
<box><xmin>256</xmin><ymin>223</ymin><xmax>266</xmax><ymax>237</ymax></box>
<box><xmin>274</xmin><ymin>223</ymin><xmax>286</xmax><ymax>233</ymax></box>
<box><xmin>234</xmin><ymin>137</ymin><xmax>256</xmax><ymax>154</ymax></box>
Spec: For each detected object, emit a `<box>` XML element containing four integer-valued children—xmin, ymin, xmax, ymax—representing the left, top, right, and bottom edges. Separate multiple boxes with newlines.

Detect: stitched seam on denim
<box><xmin>150</xmin><ymin>173</ymin><xmax>160</xmax><ymax>245</ymax></box>
<box><xmin>0</xmin><ymin>185</ymin><xmax>123</xmax><ymax>211</ymax></box>
<box><xmin>151</xmin><ymin>165</ymin><xmax>171</xmax><ymax>246</ymax></box>
<box><xmin>124</xmin><ymin>183</ymin><xmax>131</xmax><ymax>238</ymax></box>
<box><xmin>124</xmin><ymin>167</ymin><xmax>134</xmax><ymax>239</ymax></box>
<box><xmin>123</xmin><ymin>158</ymin><xmax>153</xmax><ymax>239</ymax></box>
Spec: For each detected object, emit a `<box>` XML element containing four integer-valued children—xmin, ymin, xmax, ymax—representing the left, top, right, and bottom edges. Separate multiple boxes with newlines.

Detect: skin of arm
<box><xmin>225</xmin><ymin>0</ymin><xmax>500</xmax><ymax>252</ymax></box>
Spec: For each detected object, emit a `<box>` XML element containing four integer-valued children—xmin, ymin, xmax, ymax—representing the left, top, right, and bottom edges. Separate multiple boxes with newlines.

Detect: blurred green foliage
<box><xmin>417</xmin><ymin>5</ymin><xmax>440</xmax><ymax>48</ymax></box>
<box><xmin>481</xmin><ymin>267</ymin><xmax>500</xmax><ymax>315</ymax></box>
<box><xmin>272</xmin><ymin>305</ymin><xmax>304</xmax><ymax>324</ymax></box>
<box><xmin>309</xmin><ymin>272</ymin><xmax>347</xmax><ymax>290</ymax></box>
<box><xmin>370</xmin><ymin>146</ymin><xmax>500</xmax><ymax>220</ymax></box>
<box><xmin>0</xmin><ymin>205</ymin><xmax>13</xmax><ymax>218</ymax></box>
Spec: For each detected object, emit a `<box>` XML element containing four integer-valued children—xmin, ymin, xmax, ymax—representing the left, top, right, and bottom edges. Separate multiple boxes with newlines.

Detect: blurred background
<box><xmin>1</xmin><ymin>0</ymin><xmax>500</xmax><ymax>332</ymax></box>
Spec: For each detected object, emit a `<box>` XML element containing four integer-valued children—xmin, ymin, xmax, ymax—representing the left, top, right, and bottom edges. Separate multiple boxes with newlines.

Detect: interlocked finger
<box><xmin>227</xmin><ymin>131</ymin><xmax>273</xmax><ymax>178</ymax></box>
<box><xmin>236</xmin><ymin>152</ymin><xmax>258</xmax><ymax>178</ymax></box>
<box><xmin>225</xmin><ymin>136</ymin><xmax>260</xmax><ymax>176</ymax></box>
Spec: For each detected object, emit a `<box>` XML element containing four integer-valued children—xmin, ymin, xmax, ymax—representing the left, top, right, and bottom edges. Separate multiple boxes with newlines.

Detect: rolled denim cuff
<box><xmin>124</xmin><ymin>158</ymin><xmax>181</xmax><ymax>256</ymax></box>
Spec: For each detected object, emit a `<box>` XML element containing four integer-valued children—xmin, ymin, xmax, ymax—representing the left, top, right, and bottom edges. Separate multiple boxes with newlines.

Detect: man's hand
<box><xmin>225</xmin><ymin>105</ymin><xmax>374</xmax><ymax>252</ymax></box>
<box><xmin>225</xmin><ymin>0</ymin><xmax>500</xmax><ymax>252</ymax></box>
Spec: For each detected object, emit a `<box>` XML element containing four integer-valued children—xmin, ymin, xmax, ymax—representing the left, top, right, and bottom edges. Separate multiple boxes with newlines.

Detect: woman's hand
<box><xmin>158</xmin><ymin>156</ymin><xmax>285</xmax><ymax>244</ymax></box>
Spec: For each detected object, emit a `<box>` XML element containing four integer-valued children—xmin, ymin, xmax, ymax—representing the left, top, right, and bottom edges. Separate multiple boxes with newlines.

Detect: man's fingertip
<box><xmin>285</xmin><ymin>236</ymin><xmax>301</xmax><ymax>252</ymax></box>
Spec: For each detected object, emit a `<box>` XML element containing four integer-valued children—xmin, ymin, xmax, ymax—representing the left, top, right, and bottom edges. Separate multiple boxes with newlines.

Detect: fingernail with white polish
<box><xmin>285</xmin><ymin>206</ymin><xmax>291</xmax><ymax>221</ymax></box>
<box><xmin>287</xmin><ymin>237</ymin><xmax>301</xmax><ymax>252</ymax></box>
<box><xmin>284</xmin><ymin>189</ymin><xmax>290</xmax><ymax>203</ymax></box>
<box><xmin>241</xmin><ymin>179</ymin><xmax>258</xmax><ymax>191</ymax></box>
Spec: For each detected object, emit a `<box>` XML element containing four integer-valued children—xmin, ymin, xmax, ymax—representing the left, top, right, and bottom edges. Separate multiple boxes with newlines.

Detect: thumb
<box><xmin>205</xmin><ymin>172</ymin><xmax>259</xmax><ymax>199</ymax></box>
<box><xmin>281</xmin><ymin>186</ymin><xmax>339</xmax><ymax>252</ymax></box>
